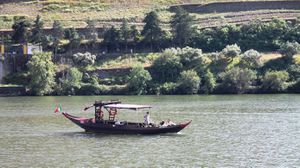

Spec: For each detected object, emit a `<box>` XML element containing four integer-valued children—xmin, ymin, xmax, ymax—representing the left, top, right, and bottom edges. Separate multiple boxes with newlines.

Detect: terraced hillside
<box><xmin>0</xmin><ymin>0</ymin><xmax>299</xmax><ymax>30</ymax></box>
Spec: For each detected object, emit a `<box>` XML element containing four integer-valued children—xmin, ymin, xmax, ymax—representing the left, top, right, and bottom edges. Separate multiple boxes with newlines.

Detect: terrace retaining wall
<box><xmin>170</xmin><ymin>1</ymin><xmax>300</xmax><ymax>13</ymax></box>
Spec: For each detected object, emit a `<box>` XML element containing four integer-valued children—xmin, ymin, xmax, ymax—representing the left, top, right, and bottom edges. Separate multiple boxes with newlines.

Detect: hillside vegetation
<box><xmin>0</xmin><ymin>0</ymin><xmax>299</xmax><ymax>29</ymax></box>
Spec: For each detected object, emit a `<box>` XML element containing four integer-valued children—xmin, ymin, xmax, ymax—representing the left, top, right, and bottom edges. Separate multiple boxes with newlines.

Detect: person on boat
<box><xmin>166</xmin><ymin>119</ymin><xmax>176</xmax><ymax>126</ymax></box>
<box><xmin>144</xmin><ymin>112</ymin><xmax>152</xmax><ymax>125</ymax></box>
<box><xmin>95</xmin><ymin>108</ymin><xmax>104</xmax><ymax>120</ymax></box>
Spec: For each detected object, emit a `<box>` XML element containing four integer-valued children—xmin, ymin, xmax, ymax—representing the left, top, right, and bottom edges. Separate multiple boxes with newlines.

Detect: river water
<box><xmin>0</xmin><ymin>95</ymin><xmax>299</xmax><ymax>167</ymax></box>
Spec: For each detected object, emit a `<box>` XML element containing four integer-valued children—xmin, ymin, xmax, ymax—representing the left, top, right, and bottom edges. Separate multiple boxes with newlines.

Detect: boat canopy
<box><xmin>103</xmin><ymin>104</ymin><xmax>152</xmax><ymax>110</ymax></box>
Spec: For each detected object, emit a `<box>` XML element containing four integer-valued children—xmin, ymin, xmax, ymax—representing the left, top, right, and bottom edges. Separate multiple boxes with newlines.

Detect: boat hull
<box><xmin>62</xmin><ymin>112</ymin><xmax>191</xmax><ymax>135</ymax></box>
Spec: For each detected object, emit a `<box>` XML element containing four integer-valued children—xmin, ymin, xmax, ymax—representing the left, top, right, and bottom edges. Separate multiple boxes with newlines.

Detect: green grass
<box><xmin>0</xmin><ymin>84</ymin><xmax>23</xmax><ymax>87</ymax></box>
<box><xmin>96</xmin><ymin>53</ymin><xmax>159</xmax><ymax>69</ymax></box>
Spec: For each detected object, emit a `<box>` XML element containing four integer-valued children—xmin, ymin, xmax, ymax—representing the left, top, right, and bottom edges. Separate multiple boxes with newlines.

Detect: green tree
<box><xmin>30</xmin><ymin>15</ymin><xmax>44</xmax><ymax>44</ymax></box>
<box><xmin>128</xmin><ymin>64</ymin><xmax>152</xmax><ymax>95</ymax></box>
<box><xmin>72</xmin><ymin>52</ymin><xmax>96</xmax><ymax>67</ymax></box>
<box><xmin>218</xmin><ymin>67</ymin><xmax>256</xmax><ymax>94</ymax></box>
<box><xmin>130</xmin><ymin>25</ymin><xmax>140</xmax><ymax>44</ymax></box>
<box><xmin>86</xmin><ymin>19</ymin><xmax>98</xmax><ymax>42</ymax></box>
<box><xmin>103</xmin><ymin>26</ymin><xmax>120</xmax><ymax>52</ymax></box>
<box><xmin>60</xmin><ymin>67</ymin><xmax>83</xmax><ymax>95</ymax></box>
<box><xmin>262</xmin><ymin>70</ymin><xmax>289</xmax><ymax>92</ymax></box>
<box><xmin>279</xmin><ymin>41</ymin><xmax>300</xmax><ymax>61</ymax></box>
<box><xmin>202</xmin><ymin>69</ymin><xmax>216</xmax><ymax>94</ymax></box>
<box><xmin>178</xmin><ymin>70</ymin><xmax>200</xmax><ymax>94</ymax></box>
<box><xmin>171</xmin><ymin>7</ymin><xmax>194</xmax><ymax>47</ymax></box>
<box><xmin>221</xmin><ymin>44</ymin><xmax>241</xmax><ymax>58</ymax></box>
<box><xmin>12</xmin><ymin>16</ymin><xmax>31</xmax><ymax>43</ymax></box>
<box><xmin>287</xmin><ymin>64</ymin><xmax>300</xmax><ymax>81</ymax></box>
<box><xmin>120</xmin><ymin>19</ymin><xmax>131</xmax><ymax>52</ymax></box>
<box><xmin>239</xmin><ymin>49</ymin><xmax>262</xmax><ymax>69</ymax></box>
<box><xmin>52</xmin><ymin>20</ymin><xmax>64</xmax><ymax>55</ymax></box>
<box><xmin>27</xmin><ymin>52</ymin><xmax>56</xmax><ymax>96</ymax></box>
<box><xmin>152</xmin><ymin>48</ymin><xmax>183</xmax><ymax>83</ymax></box>
<box><xmin>178</xmin><ymin>47</ymin><xmax>210</xmax><ymax>71</ymax></box>
<box><xmin>65</xmin><ymin>27</ymin><xmax>81</xmax><ymax>52</ymax></box>
<box><xmin>141</xmin><ymin>11</ymin><xmax>164</xmax><ymax>51</ymax></box>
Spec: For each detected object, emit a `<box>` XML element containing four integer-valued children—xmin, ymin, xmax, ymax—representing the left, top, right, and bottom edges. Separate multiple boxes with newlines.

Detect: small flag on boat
<box><xmin>54</xmin><ymin>105</ymin><xmax>62</xmax><ymax>113</ymax></box>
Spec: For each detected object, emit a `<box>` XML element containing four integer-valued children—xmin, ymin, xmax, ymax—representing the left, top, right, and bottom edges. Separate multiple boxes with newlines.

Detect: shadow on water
<box><xmin>57</xmin><ymin>131</ymin><xmax>186</xmax><ymax>139</ymax></box>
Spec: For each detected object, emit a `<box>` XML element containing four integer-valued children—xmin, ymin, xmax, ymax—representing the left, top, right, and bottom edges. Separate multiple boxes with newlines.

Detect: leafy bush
<box><xmin>262</xmin><ymin>70</ymin><xmax>289</xmax><ymax>92</ymax></box>
<box><xmin>279</xmin><ymin>41</ymin><xmax>300</xmax><ymax>58</ymax></box>
<box><xmin>72</xmin><ymin>52</ymin><xmax>96</xmax><ymax>66</ymax></box>
<box><xmin>77</xmin><ymin>83</ymin><xmax>101</xmax><ymax>95</ymax></box>
<box><xmin>128</xmin><ymin>64</ymin><xmax>152</xmax><ymax>95</ymax></box>
<box><xmin>221</xmin><ymin>44</ymin><xmax>241</xmax><ymax>58</ymax></box>
<box><xmin>27</xmin><ymin>52</ymin><xmax>56</xmax><ymax>96</ymax></box>
<box><xmin>239</xmin><ymin>49</ymin><xmax>262</xmax><ymax>69</ymax></box>
<box><xmin>152</xmin><ymin>49</ymin><xmax>183</xmax><ymax>82</ymax></box>
<box><xmin>201</xmin><ymin>69</ymin><xmax>216</xmax><ymax>94</ymax></box>
<box><xmin>177</xmin><ymin>70</ymin><xmax>200</xmax><ymax>94</ymax></box>
<box><xmin>3</xmin><ymin>72</ymin><xmax>29</xmax><ymax>86</ymax></box>
<box><xmin>59</xmin><ymin>67</ymin><xmax>83</xmax><ymax>95</ymax></box>
<box><xmin>287</xmin><ymin>64</ymin><xmax>300</xmax><ymax>81</ymax></box>
<box><xmin>179</xmin><ymin>46</ymin><xmax>211</xmax><ymax>71</ymax></box>
<box><xmin>218</xmin><ymin>67</ymin><xmax>256</xmax><ymax>94</ymax></box>
<box><xmin>159</xmin><ymin>82</ymin><xmax>178</xmax><ymax>95</ymax></box>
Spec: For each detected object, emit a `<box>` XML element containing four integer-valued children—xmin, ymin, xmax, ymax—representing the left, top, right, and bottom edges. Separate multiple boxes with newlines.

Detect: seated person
<box><xmin>166</xmin><ymin>119</ymin><xmax>176</xmax><ymax>126</ymax></box>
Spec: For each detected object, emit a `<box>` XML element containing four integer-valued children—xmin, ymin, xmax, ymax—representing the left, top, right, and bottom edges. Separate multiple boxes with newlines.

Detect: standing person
<box><xmin>144</xmin><ymin>112</ymin><xmax>151</xmax><ymax>125</ymax></box>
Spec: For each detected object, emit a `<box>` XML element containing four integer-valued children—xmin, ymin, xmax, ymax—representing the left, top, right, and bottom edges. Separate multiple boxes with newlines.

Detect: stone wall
<box><xmin>170</xmin><ymin>1</ymin><xmax>300</xmax><ymax>13</ymax></box>
<box><xmin>0</xmin><ymin>86</ymin><xmax>26</xmax><ymax>96</ymax></box>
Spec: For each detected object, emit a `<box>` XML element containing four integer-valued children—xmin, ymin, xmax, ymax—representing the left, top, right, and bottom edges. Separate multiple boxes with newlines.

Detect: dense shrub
<box><xmin>201</xmin><ymin>69</ymin><xmax>216</xmax><ymax>94</ymax></box>
<box><xmin>221</xmin><ymin>44</ymin><xmax>241</xmax><ymax>58</ymax></box>
<box><xmin>3</xmin><ymin>72</ymin><xmax>29</xmax><ymax>86</ymax></box>
<box><xmin>27</xmin><ymin>52</ymin><xmax>56</xmax><ymax>96</ymax></box>
<box><xmin>261</xmin><ymin>70</ymin><xmax>289</xmax><ymax>92</ymax></box>
<box><xmin>72</xmin><ymin>52</ymin><xmax>96</xmax><ymax>66</ymax></box>
<box><xmin>152</xmin><ymin>49</ymin><xmax>183</xmax><ymax>83</ymax></box>
<box><xmin>217</xmin><ymin>67</ymin><xmax>256</xmax><ymax>94</ymax></box>
<box><xmin>59</xmin><ymin>67</ymin><xmax>83</xmax><ymax>95</ymax></box>
<box><xmin>279</xmin><ymin>41</ymin><xmax>300</xmax><ymax>58</ymax></box>
<box><xmin>239</xmin><ymin>49</ymin><xmax>263</xmax><ymax>69</ymax></box>
<box><xmin>177</xmin><ymin>70</ymin><xmax>200</xmax><ymax>94</ymax></box>
<box><xmin>287</xmin><ymin>64</ymin><xmax>300</xmax><ymax>81</ymax></box>
<box><xmin>77</xmin><ymin>83</ymin><xmax>100</xmax><ymax>95</ymax></box>
<box><xmin>127</xmin><ymin>64</ymin><xmax>152</xmax><ymax>95</ymax></box>
<box><xmin>159</xmin><ymin>82</ymin><xmax>178</xmax><ymax>95</ymax></box>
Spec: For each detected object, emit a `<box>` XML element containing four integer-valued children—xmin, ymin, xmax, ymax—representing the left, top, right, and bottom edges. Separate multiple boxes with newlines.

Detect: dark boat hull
<box><xmin>62</xmin><ymin>112</ymin><xmax>191</xmax><ymax>135</ymax></box>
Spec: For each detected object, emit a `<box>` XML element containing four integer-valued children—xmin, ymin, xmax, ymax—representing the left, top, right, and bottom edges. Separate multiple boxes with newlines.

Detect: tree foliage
<box><xmin>30</xmin><ymin>15</ymin><xmax>44</xmax><ymax>44</ymax></box>
<box><xmin>262</xmin><ymin>70</ymin><xmax>289</xmax><ymax>92</ymax></box>
<box><xmin>218</xmin><ymin>67</ymin><xmax>256</xmax><ymax>94</ymax></box>
<box><xmin>178</xmin><ymin>70</ymin><xmax>200</xmax><ymax>94</ymax></box>
<box><xmin>239</xmin><ymin>49</ymin><xmax>262</xmax><ymax>69</ymax></box>
<box><xmin>103</xmin><ymin>26</ymin><xmax>120</xmax><ymax>52</ymax></box>
<box><xmin>12</xmin><ymin>16</ymin><xmax>31</xmax><ymax>43</ymax></box>
<box><xmin>279</xmin><ymin>41</ymin><xmax>300</xmax><ymax>58</ymax></box>
<box><xmin>59</xmin><ymin>67</ymin><xmax>83</xmax><ymax>95</ymax></box>
<box><xmin>51</xmin><ymin>20</ymin><xmax>64</xmax><ymax>55</ymax></box>
<box><xmin>171</xmin><ymin>7</ymin><xmax>194</xmax><ymax>47</ymax></box>
<box><xmin>221</xmin><ymin>44</ymin><xmax>241</xmax><ymax>58</ymax></box>
<box><xmin>65</xmin><ymin>27</ymin><xmax>81</xmax><ymax>51</ymax></box>
<box><xmin>86</xmin><ymin>19</ymin><xmax>98</xmax><ymax>42</ymax></box>
<box><xmin>128</xmin><ymin>64</ymin><xmax>152</xmax><ymax>95</ymax></box>
<box><xmin>72</xmin><ymin>52</ymin><xmax>96</xmax><ymax>66</ymax></box>
<box><xmin>120</xmin><ymin>19</ymin><xmax>131</xmax><ymax>51</ymax></box>
<box><xmin>141</xmin><ymin>11</ymin><xmax>165</xmax><ymax>51</ymax></box>
<box><xmin>152</xmin><ymin>49</ymin><xmax>183</xmax><ymax>83</ymax></box>
<box><xmin>202</xmin><ymin>69</ymin><xmax>216</xmax><ymax>94</ymax></box>
<box><xmin>27</xmin><ymin>52</ymin><xmax>56</xmax><ymax>96</ymax></box>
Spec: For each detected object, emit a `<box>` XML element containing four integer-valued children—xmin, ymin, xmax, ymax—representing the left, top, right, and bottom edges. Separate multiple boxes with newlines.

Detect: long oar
<box><xmin>84</xmin><ymin>104</ymin><xmax>94</xmax><ymax>111</ymax></box>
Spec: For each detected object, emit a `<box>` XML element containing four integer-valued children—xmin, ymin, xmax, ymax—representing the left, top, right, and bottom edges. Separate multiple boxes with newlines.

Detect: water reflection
<box><xmin>0</xmin><ymin>95</ymin><xmax>299</xmax><ymax>167</ymax></box>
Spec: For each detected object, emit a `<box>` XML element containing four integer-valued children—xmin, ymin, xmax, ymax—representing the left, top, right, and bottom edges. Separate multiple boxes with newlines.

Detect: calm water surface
<box><xmin>0</xmin><ymin>95</ymin><xmax>299</xmax><ymax>167</ymax></box>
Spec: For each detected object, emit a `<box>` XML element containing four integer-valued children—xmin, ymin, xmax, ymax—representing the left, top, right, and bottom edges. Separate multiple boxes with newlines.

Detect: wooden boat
<box><xmin>62</xmin><ymin>100</ymin><xmax>191</xmax><ymax>135</ymax></box>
